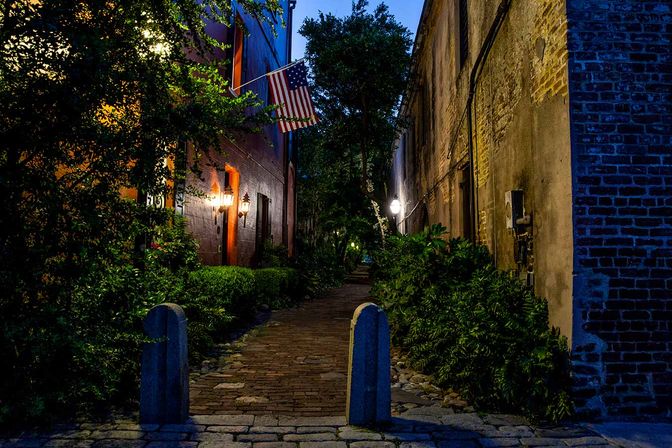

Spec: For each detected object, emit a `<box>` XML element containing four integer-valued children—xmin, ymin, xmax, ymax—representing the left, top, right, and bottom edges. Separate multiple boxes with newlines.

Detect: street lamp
<box><xmin>390</xmin><ymin>195</ymin><xmax>401</xmax><ymax>216</ymax></box>
<box><xmin>238</xmin><ymin>192</ymin><xmax>251</xmax><ymax>227</ymax></box>
<box><xmin>390</xmin><ymin>195</ymin><xmax>401</xmax><ymax>234</ymax></box>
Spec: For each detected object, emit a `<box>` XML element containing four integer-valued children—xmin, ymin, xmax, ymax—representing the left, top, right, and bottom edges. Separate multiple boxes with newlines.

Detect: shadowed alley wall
<box><xmin>391</xmin><ymin>0</ymin><xmax>574</xmax><ymax>341</ymax></box>
<box><xmin>391</xmin><ymin>0</ymin><xmax>671</xmax><ymax>419</ymax></box>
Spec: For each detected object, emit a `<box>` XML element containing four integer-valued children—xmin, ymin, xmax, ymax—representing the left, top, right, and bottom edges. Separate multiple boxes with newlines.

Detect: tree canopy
<box><xmin>0</xmin><ymin>0</ymin><xmax>280</xmax><ymax>421</ymax></box>
<box><xmin>297</xmin><ymin>0</ymin><xmax>412</xmax><ymax>253</ymax></box>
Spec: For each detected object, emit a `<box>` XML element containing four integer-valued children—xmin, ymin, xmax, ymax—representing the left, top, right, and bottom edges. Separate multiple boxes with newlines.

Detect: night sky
<box><xmin>292</xmin><ymin>0</ymin><xmax>424</xmax><ymax>61</ymax></box>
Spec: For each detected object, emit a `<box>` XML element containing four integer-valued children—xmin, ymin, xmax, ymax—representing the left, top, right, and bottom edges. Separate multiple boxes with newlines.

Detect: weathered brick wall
<box><xmin>183</xmin><ymin>136</ymin><xmax>287</xmax><ymax>267</ymax></box>
<box><xmin>566</xmin><ymin>0</ymin><xmax>672</xmax><ymax>419</ymax></box>
<box><xmin>392</xmin><ymin>0</ymin><xmax>575</xmax><ymax>338</ymax></box>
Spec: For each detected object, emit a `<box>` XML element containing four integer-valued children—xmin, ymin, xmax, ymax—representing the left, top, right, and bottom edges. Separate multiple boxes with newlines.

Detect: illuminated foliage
<box><xmin>296</xmin><ymin>0</ymin><xmax>412</xmax><ymax>257</ymax></box>
<box><xmin>0</xmin><ymin>0</ymin><xmax>280</xmax><ymax>422</ymax></box>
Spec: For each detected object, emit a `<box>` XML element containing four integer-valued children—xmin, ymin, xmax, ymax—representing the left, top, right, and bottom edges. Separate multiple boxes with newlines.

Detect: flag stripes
<box><xmin>268</xmin><ymin>62</ymin><xmax>318</xmax><ymax>133</ymax></box>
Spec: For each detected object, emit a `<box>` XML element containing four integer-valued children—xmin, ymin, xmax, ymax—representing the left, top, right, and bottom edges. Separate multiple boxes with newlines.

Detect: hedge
<box><xmin>180</xmin><ymin>266</ymin><xmax>301</xmax><ymax>361</ymax></box>
<box><xmin>254</xmin><ymin>267</ymin><xmax>303</xmax><ymax>309</ymax></box>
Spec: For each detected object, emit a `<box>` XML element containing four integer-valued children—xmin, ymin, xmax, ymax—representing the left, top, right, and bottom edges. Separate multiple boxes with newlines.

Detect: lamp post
<box><xmin>390</xmin><ymin>195</ymin><xmax>401</xmax><ymax>234</ymax></box>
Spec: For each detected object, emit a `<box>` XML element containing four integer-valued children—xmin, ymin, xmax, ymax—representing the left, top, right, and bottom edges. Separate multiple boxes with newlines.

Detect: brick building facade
<box><xmin>390</xmin><ymin>0</ymin><xmax>671</xmax><ymax>419</ymax></box>
<box><xmin>567</xmin><ymin>0</ymin><xmax>671</xmax><ymax>419</ymax></box>
<box><xmin>178</xmin><ymin>0</ymin><xmax>298</xmax><ymax>267</ymax></box>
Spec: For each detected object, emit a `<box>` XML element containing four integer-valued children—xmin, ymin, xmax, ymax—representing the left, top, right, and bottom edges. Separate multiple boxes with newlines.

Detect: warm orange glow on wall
<box><xmin>232</xmin><ymin>15</ymin><xmax>244</xmax><ymax>95</ymax></box>
<box><xmin>96</xmin><ymin>101</ymin><xmax>140</xmax><ymax>131</ymax></box>
<box><xmin>164</xmin><ymin>155</ymin><xmax>175</xmax><ymax>209</ymax></box>
<box><xmin>120</xmin><ymin>187</ymin><xmax>138</xmax><ymax>201</ymax></box>
<box><xmin>208</xmin><ymin>165</ymin><xmax>240</xmax><ymax>265</ymax></box>
<box><xmin>225</xmin><ymin>166</ymin><xmax>239</xmax><ymax>265</ymax></box>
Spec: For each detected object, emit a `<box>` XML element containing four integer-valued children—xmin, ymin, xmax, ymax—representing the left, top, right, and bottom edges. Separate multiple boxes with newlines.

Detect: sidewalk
<box><xmin>586</xmin><ymin>422</ymin><xmax>672</xmax><ymax>448</ymax></box>
<box><xmin>0</xmin><ymin>413</ymin><xmax>618</xmax><ymax>447</ymax></box>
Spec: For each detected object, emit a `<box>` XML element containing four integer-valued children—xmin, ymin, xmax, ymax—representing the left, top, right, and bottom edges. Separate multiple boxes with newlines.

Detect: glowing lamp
<box><xmin>238</xmin><ymin>192</ymin><xmax>251</xmax><ymax>227</ymax></box>
<box><xmin>390</xmin><ymin>195</ymin><xmax>401</xmax><ymax>216</ymax></box>
<box><xmin>218</xmin><ymin>185</ymin><xmax>234</xmax><ymax>213</ymax></box>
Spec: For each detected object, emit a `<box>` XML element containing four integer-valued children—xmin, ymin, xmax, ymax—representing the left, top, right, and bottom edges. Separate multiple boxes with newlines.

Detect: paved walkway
<box><xmin>588</xmin><ymin>422</ymin><xmax>672</xmax><ymax>448</ymax></box>
<box><xmin>190</xmin><ymin>283</ymin><xmax>368</xmax><ymax>416</ymax></box>
<box><xmin>0</xmin><ymin>413</ymin><xmax>618</xmax><ymax>447</ymax></box>
<box><xmin>0</xmin><ymin>275</ymin><xmax>627</xmax><ymax>447</ymax></box>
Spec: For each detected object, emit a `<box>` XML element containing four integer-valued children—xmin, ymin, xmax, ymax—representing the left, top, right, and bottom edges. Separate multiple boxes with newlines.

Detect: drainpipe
<box><xmin>288</xmin><ymin>0</ymin><xmax>296</xmax><ymax>62</ymax></box>
<box><xmin>283</xmin><ymin>0</ymin><xmax>297</xmax><ymax>252</ymax></box>
<box><xmin>467</xmin><ymin>0</ymin><xmax>512</xmax><ymax>241</ymax></box>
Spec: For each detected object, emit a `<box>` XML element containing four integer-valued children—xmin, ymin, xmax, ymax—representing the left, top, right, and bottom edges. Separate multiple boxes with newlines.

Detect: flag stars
<box><xmin>287</xmin><ymin>63</ymin><xmax>309</xmax><ymax>90</ymax></box>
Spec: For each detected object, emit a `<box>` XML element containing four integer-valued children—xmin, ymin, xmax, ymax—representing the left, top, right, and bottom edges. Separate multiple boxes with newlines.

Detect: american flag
<box><xmin>268</xmin><ymin>62</ymin><xmax>318</xmax><ymax>133</ymax></box>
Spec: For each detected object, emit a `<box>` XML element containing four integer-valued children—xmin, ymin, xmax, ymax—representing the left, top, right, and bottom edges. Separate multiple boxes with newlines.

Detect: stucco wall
<box><xmin>471</xmin><ymin>0</ymin><xmax>574</xmax><ymax>341</ymax></box>
<box><xmin>392</xmin><ymin>0</ymin><xmax>574</xmax><ymax>340</ymax></box>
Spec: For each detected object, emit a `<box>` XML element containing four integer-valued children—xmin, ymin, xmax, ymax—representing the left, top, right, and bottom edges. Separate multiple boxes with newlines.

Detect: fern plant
<box><xmin>371</xmin><ymin>226</ymin><xmax>572</xmax><ymax>423</ymax></box>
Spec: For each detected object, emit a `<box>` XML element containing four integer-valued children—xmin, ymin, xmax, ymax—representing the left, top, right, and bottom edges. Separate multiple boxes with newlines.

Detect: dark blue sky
<box><xmin>291</xmin><ymin>0</ymin><xmax>424</xmax><ymax>61</ymax></box>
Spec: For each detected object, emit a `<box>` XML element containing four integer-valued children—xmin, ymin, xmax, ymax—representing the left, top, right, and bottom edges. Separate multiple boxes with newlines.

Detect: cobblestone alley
<box><xmin>189</xmin><ymin>282</ymin><xmax>368</xmax><ymax>416</ymax></box>
<box><xmin>0</xmin><ymin>275</ymin><xmax>623</xmax><ymax>447</ymax></box>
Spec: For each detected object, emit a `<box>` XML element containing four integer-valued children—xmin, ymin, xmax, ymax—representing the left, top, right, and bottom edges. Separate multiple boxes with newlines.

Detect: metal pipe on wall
<box><xmin>466</xmin><ymin>0</ymin><xmax>512</xmax><ymax>242</ymax></box>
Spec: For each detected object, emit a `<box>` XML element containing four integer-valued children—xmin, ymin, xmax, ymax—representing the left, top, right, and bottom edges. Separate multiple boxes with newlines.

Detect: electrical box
<box><xmin>505</xmin><ymin>190</ymin><xmax>524</xmax><ymax>230</ymax></box>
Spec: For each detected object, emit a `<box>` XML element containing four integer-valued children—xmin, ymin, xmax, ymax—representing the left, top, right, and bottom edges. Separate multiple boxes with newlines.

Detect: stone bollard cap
<box><xmin>144</xmin><ymin>303</ymin><xmax>187</xmax><ymax>337</ymax></box>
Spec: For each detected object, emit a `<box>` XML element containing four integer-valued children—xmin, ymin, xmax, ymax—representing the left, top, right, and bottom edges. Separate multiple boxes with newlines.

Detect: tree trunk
<box><xmin>360</xmin><ymin>99</ymin><xmax>369</xmax><ymax>195</ymax></box>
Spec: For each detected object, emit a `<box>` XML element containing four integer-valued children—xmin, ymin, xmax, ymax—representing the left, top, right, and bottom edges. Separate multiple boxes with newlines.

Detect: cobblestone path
<box><xmin>0</xmin><ymin>413</ymin><xmax>618</xmax><ymax>447</ymax></box>
<box><xmin>0</xmin><ymin>272</ymin><xmax>622</xmax><ymax>447</ymax></box>
<box><xmin>189</xmin><ymin>282</ymin><xmax>370</xmax><ymax>416</ymax></box>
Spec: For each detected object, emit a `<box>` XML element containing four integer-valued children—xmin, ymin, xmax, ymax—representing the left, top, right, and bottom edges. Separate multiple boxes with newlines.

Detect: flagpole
<box><xmin>234</xmin><ymin>58</ymin><xmax>306</xmax><ymax>92</ymax></box>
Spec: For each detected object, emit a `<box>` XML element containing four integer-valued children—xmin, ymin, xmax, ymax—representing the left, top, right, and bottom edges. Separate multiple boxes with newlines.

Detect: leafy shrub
<box><xmin>0</xmin><ymin>208</ymin><xmax>198</xmax><ymax>425</ymax></box>
<box><xmin>254</xmin><ymin>267</ymin><xmax>302</xmax><ymax>309</ymax></box>
<box><xmin>0</xmin><ymin>258</ymin><xmax>147</xmax><ymax>424</ymax></box>
<box><xmin>296</xmin><ymin>244</ymin><xmax>346</xmax><ymax>297</ymax></box>
<box><xmin>181</xmin><ymin>266</ymin><xmax>306</xmax><ymax>361</ymax></box>
<box><xmin>371</xmin><ymin>224</ymin><xmax>572</xmax><ymax>423</ymax></box>
<box><xmin>182</xmin><ymin>266</ymin><xmax>256</xmax><ymax>360</ymax></box>
<box><xmin>0</xmin><ymin>198</ymin><xmax>307</xmax><ymax>423</ymax></box>
<box><xmin>259</xmin><ymin>241</ymin><xmax>290</xmax><ymax>268</ymax></box>
<box><xmin>145</xmin><ymin>214</ymin><xmax>201</xmax><ymax>273</ymax></box>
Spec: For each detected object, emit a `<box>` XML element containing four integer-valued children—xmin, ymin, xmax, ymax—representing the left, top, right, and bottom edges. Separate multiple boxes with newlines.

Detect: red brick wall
<box><xmin>183</xmin><ymin>135</ymin><xmax>287</xmax><ymax>267</ymax></box>
<box><xmin>181</xmin><ymin>1</ymin><xmax>293</xmax><ymax>267</ymax></box>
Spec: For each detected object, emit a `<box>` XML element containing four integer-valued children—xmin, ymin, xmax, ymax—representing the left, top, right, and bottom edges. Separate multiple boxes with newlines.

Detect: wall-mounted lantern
<box><xmin>217</xmin><ymin>185</ymin><xmax>235</xmax><ymax>214</ymax></box>
<box><xmin>238</xmin><ymin>192</ymin><xmax>251</xmax><ymax>227</ymax></box>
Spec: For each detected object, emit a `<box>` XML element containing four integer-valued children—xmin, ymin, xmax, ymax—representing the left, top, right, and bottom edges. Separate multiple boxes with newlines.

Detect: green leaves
<box><xmin>181</xmin><ymin>265</ymin><xmax>303</xmax><ymax>362</ymax></box>
<box><xmin>0</xmin><ymin>0</ymin><xmax>284</xmax><ymax>423</ymax></box>
<box><xmin>371</xmin><ymin>230</ymin><xmax>573</xmax><ymax>423</ymax></box>
<box><xmin>254</xmin><ymin>267</ymin><xmax>302</xmax><ymax>310</ymax></box>
<box><xmin>296</xmin><ymin>1</ymin><xmax>413</xmax><ymax>254</ymax></box>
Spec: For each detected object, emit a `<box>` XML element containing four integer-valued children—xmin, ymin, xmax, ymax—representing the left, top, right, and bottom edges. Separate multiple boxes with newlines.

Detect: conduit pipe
<box><xmin>466</xmin><ymin>0</ymin><xmax>512</xmax><ymax>239</ymax></box>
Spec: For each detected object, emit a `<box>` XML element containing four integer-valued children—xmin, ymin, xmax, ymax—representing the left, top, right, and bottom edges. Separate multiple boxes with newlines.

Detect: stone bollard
<box><xmin>140</xmin><ymin>303</ymin><xmax>189</xmax><ymax>424</ymax></box>
<box><xmin>346</xmin><ymin>302</ymin><xmax>391</xmax><ymax>426</ymax></box>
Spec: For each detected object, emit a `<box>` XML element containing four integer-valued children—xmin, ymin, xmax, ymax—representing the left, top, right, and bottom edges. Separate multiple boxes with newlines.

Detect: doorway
<box><xmin>255</xmin><ymin>193</ymin><xmax>271</xmax><ymax>265</ymax></box>
<box><xmin>459</xmin><ymin>165</ymin><xmax>473</xmax><ymax>241</ymax></box>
